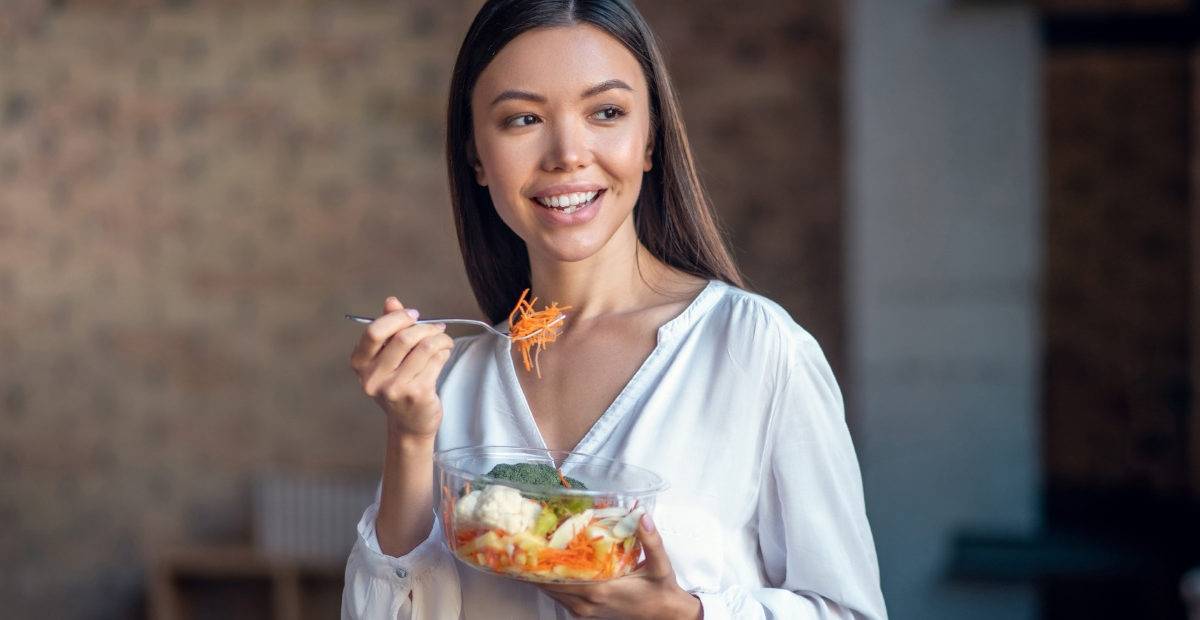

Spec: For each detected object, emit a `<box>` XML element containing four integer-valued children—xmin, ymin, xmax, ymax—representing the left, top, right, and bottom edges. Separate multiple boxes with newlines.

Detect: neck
<box><xmin>525</xmin><ymin>219</ymin><xmax>676</xmax><ymax>322</ymax></box>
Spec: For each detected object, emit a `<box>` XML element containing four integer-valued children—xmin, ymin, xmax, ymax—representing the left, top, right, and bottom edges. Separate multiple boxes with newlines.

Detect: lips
<box><xmin>530</xmin><ymin>189</ymin><xmax>605</xmax><ymax>226</ymax></box>
<box><xmin>530</xmin><ymin>183</ymin><xmax>606</xmax><ymax>200</ymax></box>
<box><xmin>534</xmin><ymin>189</ymin><xmax>602</xmax><ymax>214</ymax></box>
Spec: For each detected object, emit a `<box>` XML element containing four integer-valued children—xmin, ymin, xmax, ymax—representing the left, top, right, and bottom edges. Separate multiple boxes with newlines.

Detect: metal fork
<box><xmin>343</xmin><ymin>314</ymin><xmax>565</xmax><ymax>341</ymax></box>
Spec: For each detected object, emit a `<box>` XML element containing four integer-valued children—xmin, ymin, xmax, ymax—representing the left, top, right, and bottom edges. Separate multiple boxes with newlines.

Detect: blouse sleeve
<box><xmin>694</xmin><ymin>331</ymin><xmax>887</xmax><ymax>619</ymax></box>
<box><xmin>341</xmin><ymin>485</ymin><xmax>463</xmax><ymax>620</ymax></box>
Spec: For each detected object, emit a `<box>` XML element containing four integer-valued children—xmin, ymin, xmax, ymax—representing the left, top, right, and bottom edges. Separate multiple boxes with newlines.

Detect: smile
<box><xmin>533</xmin><ymin>190</ymin><xmax>603</xmax><ymax>215</ymax></box>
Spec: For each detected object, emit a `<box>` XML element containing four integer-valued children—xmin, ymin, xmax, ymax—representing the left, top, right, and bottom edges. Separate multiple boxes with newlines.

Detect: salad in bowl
<box><xmin>435</xmin><ymin>446</ymin><xmax>668</xmax><ymax>583</ymax></box>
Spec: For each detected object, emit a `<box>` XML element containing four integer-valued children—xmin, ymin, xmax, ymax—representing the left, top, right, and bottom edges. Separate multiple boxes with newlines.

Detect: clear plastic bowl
<box><xmin>435</xmin><ymin>446</ymin><xmax>668</xmax><ymax>584</ymax></box>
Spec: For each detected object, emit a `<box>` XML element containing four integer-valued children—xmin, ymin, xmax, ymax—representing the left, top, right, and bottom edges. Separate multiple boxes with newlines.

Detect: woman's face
<box><xmin>470</xmin><ymin>24</ymin><xmax>653</xmax><ymax>264</ymax></box>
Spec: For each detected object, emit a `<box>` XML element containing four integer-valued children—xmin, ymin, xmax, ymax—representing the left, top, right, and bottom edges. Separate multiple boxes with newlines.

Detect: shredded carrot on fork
<box><xmin>507</xmin><ymin>288</ymin><xmax>570</xmax><ymax>378</ymax></box>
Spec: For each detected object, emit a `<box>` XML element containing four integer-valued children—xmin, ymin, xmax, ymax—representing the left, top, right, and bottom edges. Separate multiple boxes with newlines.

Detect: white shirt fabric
<box><xmin>342</xmin><ymin>280</ymin><xmax>887</xmax><ymax>619</ymax></box>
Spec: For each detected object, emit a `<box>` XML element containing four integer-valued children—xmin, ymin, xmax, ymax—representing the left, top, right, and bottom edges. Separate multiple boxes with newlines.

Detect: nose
<box><xmin>541</xmin><ymin>119</ymin><xmax>592</xmax><ymax>172</ymax></box>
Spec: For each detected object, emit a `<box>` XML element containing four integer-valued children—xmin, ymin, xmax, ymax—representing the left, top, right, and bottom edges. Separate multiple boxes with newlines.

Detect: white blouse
<box><xmin>342</xmin><ymin>280</ymin><xmax>887</xmax><ymax>619</ymax></box>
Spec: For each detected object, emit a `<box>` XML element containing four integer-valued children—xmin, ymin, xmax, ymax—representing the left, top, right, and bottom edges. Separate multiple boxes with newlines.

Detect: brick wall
<box><xmin>1040</xmin><ymin>5</ymin><xmax>1196</xmax><ymax>615</ymax></box>
<box><xmin>1043</xmin><ymin>49</ymin><xmax>1191</xmax><ymax>497</ymax></box>
<box><xmin>0</xmin><ymin>1</ymin><xmax>843</xmax><ymax>616</ymax></box>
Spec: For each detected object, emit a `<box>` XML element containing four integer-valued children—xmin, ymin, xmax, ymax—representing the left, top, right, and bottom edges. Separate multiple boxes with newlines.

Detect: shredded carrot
<box><xmin>455</xmin><ymin>528</ymin><xmax>486</xmax><ymax>546</ymax></box>
<box><xmin>454</xmin><ymin>521</ymin><xmax>636</xmax><ymax>581</ymax></box>
<box><xmin>530</xmin><ymin>527</ymin><xmax>619</xmax><ymax>575</ymax></box>
<box><xmin>450</xmin><ymin>500</ymin><xmax>646</xmax><ymax>581</ymax></box>
<box><xmin>556</xmin><ymin>468</ymin><xmax>571</xmax><ymax>489</ymax></box>
<box><xmin>507</xmin><ymin>288</ymin><xmax>570</xmax><ymax>378</ymax></box>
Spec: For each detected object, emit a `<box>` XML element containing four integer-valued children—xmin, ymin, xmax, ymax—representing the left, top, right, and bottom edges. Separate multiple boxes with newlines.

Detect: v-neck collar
<box><xmin>494</xmin><ymin>279</ymin><xmax>725</xmax><ymax>455</ymax></box>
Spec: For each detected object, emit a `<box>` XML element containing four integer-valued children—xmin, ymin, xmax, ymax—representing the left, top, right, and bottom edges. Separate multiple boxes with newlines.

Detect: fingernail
<box><xmin>387</xmin><ymin>296</ymin><xmax>399</xmax><ymax>304</ymax></box>
<box><xmin>405</xmin><ymin>308</ymin><xmax>419</xmax><ymax>319</ymax></box>
<box><xmin>640</xmin><ymin>513</ymin><xmax>655</xmax><ymax>533</ymax></box>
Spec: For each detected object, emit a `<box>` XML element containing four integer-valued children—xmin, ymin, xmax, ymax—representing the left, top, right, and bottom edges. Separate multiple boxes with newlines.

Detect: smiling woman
<box><xmin>469</xmin><ymin>24</ymin><xmax>655</xmax><ymax>278</ymax></box>
<box><xmin>446</xmin><ymin>1</ymin><xmax>742</xmax><ymax>325</ymax></box>
<box><xmin>342</xmin><ymin>1</ymin><xmax>887</xmax><ymax>619</ymax></box>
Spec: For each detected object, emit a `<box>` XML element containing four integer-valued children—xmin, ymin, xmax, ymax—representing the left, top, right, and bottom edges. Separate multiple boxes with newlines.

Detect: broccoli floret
<box><xmin>484</xmin><ymin>463</ymin><xmax>587</xmax><ymax>490</ymax></box>
<box><xmin>482</xmin><ymin>463</ymin><xmax>594</xmax><ymax>518</ymax></box>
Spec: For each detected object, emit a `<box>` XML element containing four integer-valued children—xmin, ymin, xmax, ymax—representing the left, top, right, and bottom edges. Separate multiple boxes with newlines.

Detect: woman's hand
<box><xmin>537</xmin><ymin>514</ymin><xmax>703</xmax><ymax>619</ymax></box>
<box><xmin>349</xmin><ymin>297</ymin><xmax>455</xmax><ymax>439</ymax></box>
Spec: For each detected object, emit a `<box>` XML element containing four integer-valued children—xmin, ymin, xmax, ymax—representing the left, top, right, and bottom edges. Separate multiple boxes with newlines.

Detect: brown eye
<box><xmin>507</xmin><ymin>114</ymin><xmax>540</xmax><ymax>128</ymax></box>
<box><xmin>592</xmin><ymin>106</ymin><xmax>624</xmax><ymax>121</ymax></box>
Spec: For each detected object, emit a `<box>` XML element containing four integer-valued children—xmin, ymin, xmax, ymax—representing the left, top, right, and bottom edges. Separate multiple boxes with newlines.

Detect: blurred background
<box><xmin>1</xmin><ymin>0</ymin><xmax>1197</xmax><ymax>618</ymax></box>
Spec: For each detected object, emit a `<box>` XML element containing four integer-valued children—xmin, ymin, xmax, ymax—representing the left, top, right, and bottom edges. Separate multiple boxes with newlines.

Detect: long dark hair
<box><xmin>446</xmin><ymin>0</ymin><xmax>744</xmax><ymax>323</ymax></box>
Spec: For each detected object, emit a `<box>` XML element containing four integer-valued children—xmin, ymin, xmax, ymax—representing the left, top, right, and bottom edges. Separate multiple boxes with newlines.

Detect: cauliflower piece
<box><xmin>454</xmin><ymin>489</ymin><xmax>483</xmax><ymax>527</ymax></box>
<box><xmin>472</xmin><ymin>485</ymin><xmax>541</xmax><ymax>534</ymax></box>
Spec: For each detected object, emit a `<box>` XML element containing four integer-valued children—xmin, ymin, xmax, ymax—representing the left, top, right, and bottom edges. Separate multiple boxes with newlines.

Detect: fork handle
<box><xmin>416</xmin><ymin>318</ymin><xmax>493</xmax><ymax>328</ymax></box>
<box><xmin>344</xmin><ymin>315</ymin><xmax>486</xmax><ymax>325</ymax></box>
<box><xmin>344</xmin><ymin>314</ymin><xmax>563</xmax><ymax>341</ymax></box>
<box><xmin>343</xmin><ymin>314</ymin><xmax>501</xmax><ymax>334</ymax></box>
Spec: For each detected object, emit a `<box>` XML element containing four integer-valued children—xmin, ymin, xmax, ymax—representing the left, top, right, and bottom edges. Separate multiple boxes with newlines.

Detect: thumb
<box><xmin>635</xmin><ymin>512</ymin><xmax>672</xmax><ymax>578</ymax></box>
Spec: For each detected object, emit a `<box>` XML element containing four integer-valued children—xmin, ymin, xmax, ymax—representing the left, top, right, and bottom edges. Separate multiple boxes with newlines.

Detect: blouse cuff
<box><xmin>354</xmin><ymin>501</ymin><xmax>449</xmax><ymax>584</ymax></box>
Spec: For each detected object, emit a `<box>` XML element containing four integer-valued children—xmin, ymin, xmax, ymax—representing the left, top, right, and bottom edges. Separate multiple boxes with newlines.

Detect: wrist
<box><xmin>386</xmin><ymin>427</ymin><xmax>437</xmax><ymax>454</ymax></box>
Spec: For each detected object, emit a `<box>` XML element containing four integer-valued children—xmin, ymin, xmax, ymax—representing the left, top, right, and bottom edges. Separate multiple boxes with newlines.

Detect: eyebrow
<box><xmin>489</xmin><ymin>79</ymin><xmax>635</xmax><ymax>107</ymax></box>
<box><xmin>581</xmin><ymin>79</ymin><xmax>634</xmax><ymax>98</ymax></box>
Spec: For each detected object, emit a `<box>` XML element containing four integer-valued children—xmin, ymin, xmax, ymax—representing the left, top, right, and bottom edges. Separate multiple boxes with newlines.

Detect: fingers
<box><xmin>538</xmin><ymin>582</ymin><xmax>597</xmax><ymax>596</ymax></box>
<box><xmin>541</xmin><ymin>590</ymin><xmax>597</xmax><ymax>618</ymax></box>
<box><xmin>632</xmin><ymin>513</ymin><xmax>673</xmax><ymax>579</ymax></box>
<box><xmin>393</xmin><ymin>336</ymin><xmax>453</xmax><ymax>389</ymax></box>
<box><xmin>361</xmin><ymin>326</ymin><xmax>451</xmax><ymax>396</ymax></box>
<box><xmin>375</xmin><ymin>348</ymin><xmax>450</xmax><ymax>411</ymax></box>
<box><xmin>409</xmin><ymin>348</ymin><xmax>452</xmax><ymax>389</ymax></box>
<box><xmin>350</xmin><ymin>297</ymin><xmax>419</xmax><ymax>367</ymax></box>
<box><xmin>367</xmin><ymin>322</ymin><xmax>448</xmax><ymax>377</ymax></box>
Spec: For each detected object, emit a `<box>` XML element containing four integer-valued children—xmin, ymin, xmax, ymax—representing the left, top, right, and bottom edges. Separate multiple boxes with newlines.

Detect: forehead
<box><xmin>473</xmin><ymin>24</ymin><xmax>646</xmax><ymax>100</ymax></box>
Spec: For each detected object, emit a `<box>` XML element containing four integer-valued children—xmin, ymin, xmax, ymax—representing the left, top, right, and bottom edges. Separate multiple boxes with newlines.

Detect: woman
<box><xmin>343</xmin><ymin>0</ymin><xmax>886</xmax><ymax>618</ymax></box>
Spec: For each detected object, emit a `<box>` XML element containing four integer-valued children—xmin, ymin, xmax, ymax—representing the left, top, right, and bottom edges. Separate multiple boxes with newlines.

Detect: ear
<box><xmin>467</xmin><ymin>138</ymin><xmax>488</xmax><ymax>186</ymax></box>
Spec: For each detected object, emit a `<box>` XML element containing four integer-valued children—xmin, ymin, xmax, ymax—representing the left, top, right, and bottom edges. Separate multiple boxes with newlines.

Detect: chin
<box><xmin>531</xmin><ymin>234</ymin><xmax>609</xmax><ymax>264</ymax></box>
<box><xmin>521</xmin><ymin>214</ymin><xmax>634</xmax><ymax>264</ymax></box>
<box><xmin>539</xmin><ymin>244</ymin><xmax>603</xmax><ymax>264</ymax></box>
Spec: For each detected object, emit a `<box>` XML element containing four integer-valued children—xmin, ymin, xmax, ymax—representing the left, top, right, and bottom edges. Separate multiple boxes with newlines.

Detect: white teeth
<box><xmin>536</xmin><ymin>190</ymin><xmax>600</xmax><ymax>210</ymax></box>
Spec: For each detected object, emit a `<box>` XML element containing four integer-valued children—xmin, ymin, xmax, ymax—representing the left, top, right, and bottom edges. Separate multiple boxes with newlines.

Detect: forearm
<box><xmin>375</xmin><ymin>429</ymin><xmax>436</xmax><ymax>557</ymax></box>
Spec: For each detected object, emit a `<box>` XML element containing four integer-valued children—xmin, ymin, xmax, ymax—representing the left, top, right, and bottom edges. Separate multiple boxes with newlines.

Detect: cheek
<box><xmin>597</xmin><ymin>130</ymin><xmax>650</xmax><ymax>180</ymax></box>
<box><xmin>487</xmin><ymin>182</ymin><xmax>527</xmax><ymax>235</ymax></box>
<box><xmin>477</xmin><ymin>142</ymin><xmax>533</xmax><ymax>211</ymax></box>
<box><xmin>478</xmin><ymin>138</ymin><xmax>522</xmax><ymax>186</ymax></box>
